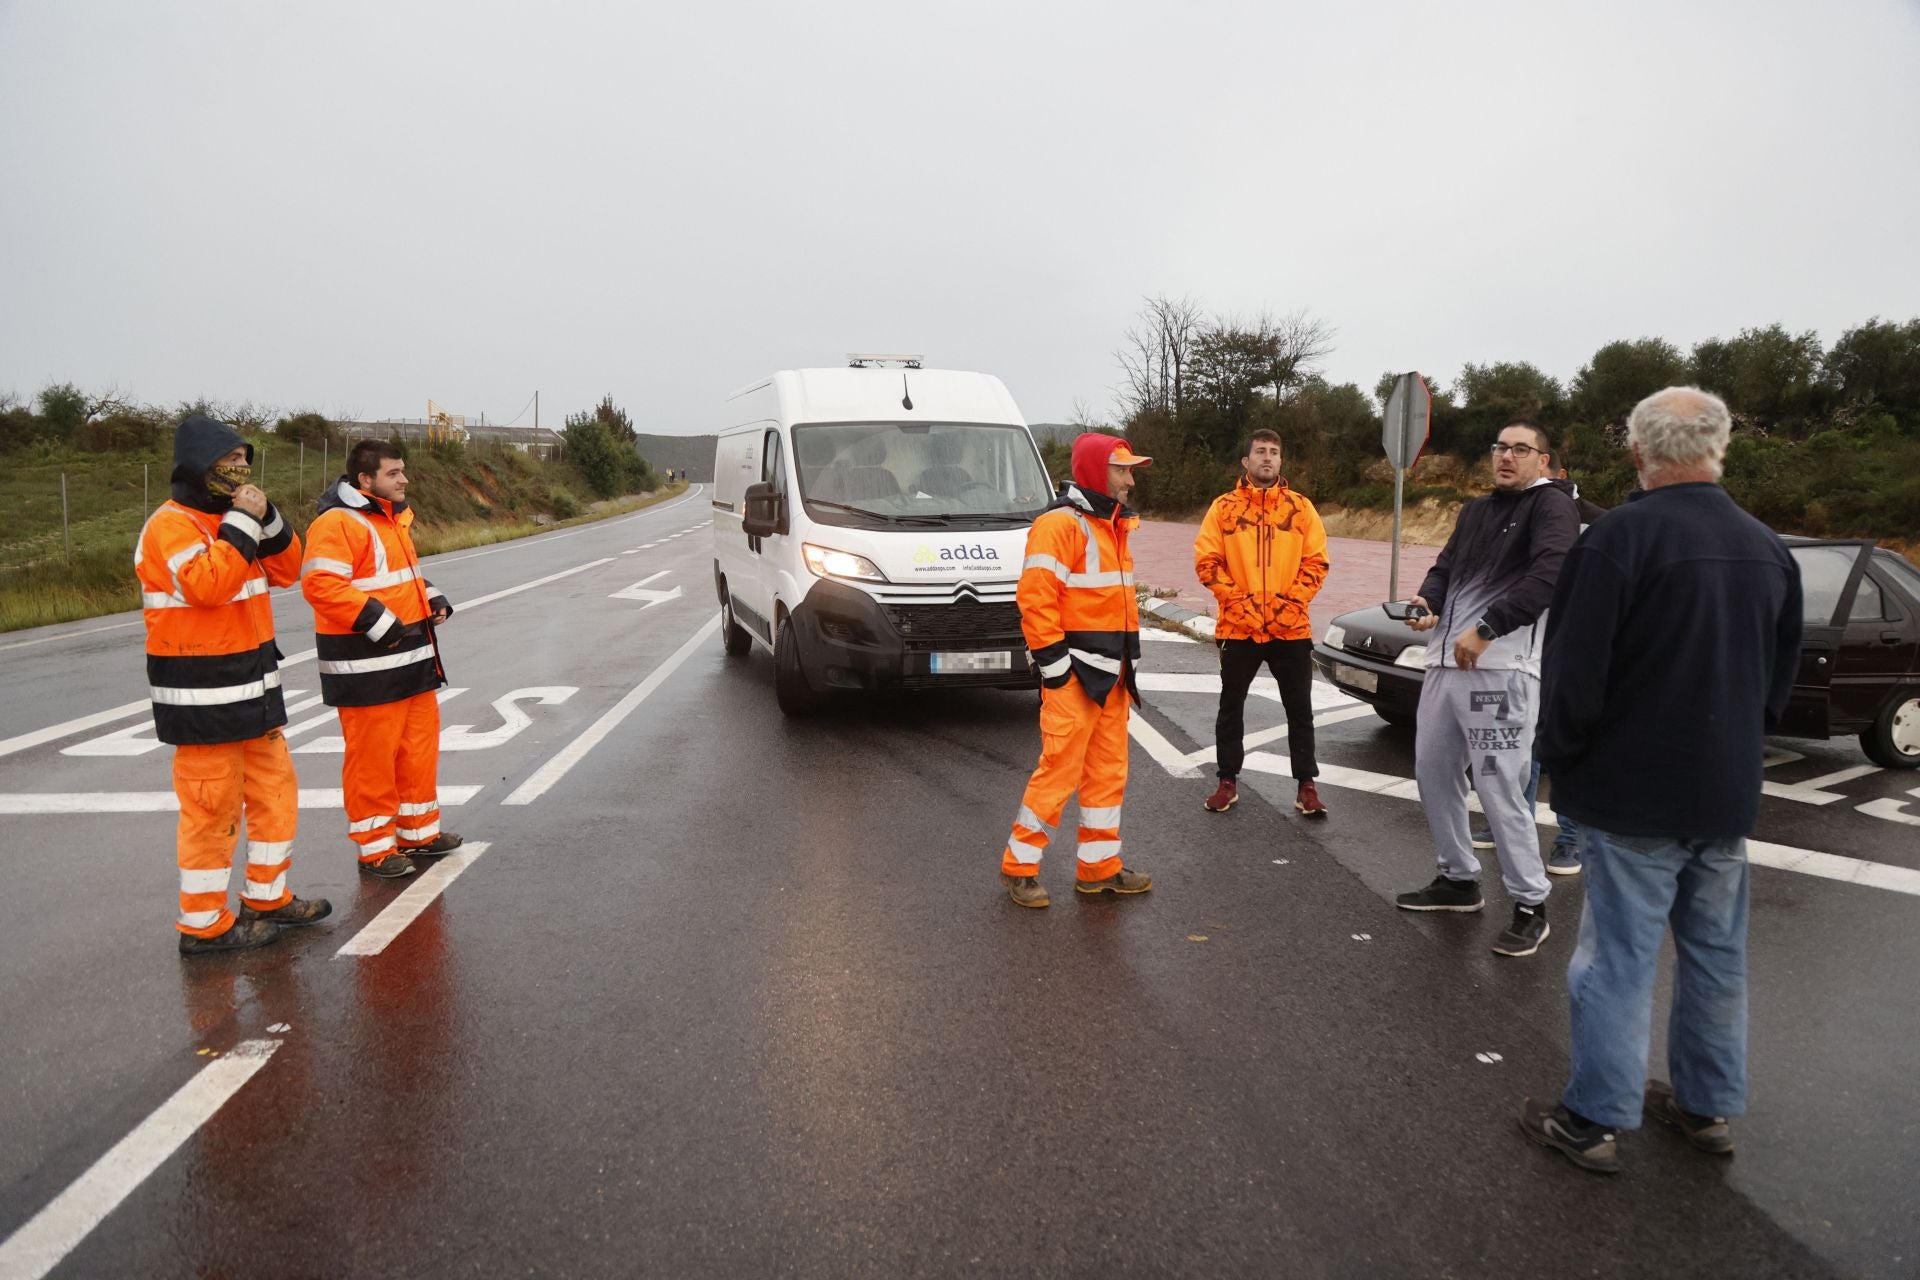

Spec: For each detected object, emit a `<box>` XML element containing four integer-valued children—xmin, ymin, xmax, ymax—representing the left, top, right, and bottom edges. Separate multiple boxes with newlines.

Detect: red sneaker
<box><xmin>1295</xmin><ymin>779</ymin><xmax>1328</xmax><ymax>819</ymax></box>
<box><xmin>1203</xmin><ymin>778</ymin><xmax>1239</xmax><ymax>812</ymax></box>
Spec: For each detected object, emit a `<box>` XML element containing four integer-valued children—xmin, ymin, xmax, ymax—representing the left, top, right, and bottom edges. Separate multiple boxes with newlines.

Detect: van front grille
<box><xmin>885</xmin><ymin>600</ymin><xmax>1024</xmax><ymax>648</ymax></box>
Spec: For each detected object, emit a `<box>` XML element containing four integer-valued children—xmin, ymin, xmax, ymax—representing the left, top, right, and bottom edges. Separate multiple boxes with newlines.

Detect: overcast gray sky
<box><xmin>4</xmin><ymin>0</ymin><xmax>1917</xmax><ymax>434</ymax></box>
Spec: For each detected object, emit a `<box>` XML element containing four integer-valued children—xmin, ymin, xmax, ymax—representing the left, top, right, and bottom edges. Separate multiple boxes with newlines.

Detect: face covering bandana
<box><xmin>205</xmin><ymin>462</ymin><xmax>252</xmax><ymax>497</ymax></box>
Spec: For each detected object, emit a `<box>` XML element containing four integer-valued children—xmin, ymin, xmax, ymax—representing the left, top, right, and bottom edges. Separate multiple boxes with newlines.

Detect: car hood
<box><xmin>1323</xmin><ymin>603</ymin><xmax>1426</xmax><ymax>662</ymax></box>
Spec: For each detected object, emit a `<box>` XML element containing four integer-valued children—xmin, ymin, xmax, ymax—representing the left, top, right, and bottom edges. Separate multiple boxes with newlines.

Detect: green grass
<box><xmin>0</xmin><ymin>440</ymin><xmax>684</xmax><ymax>632</ymax></box>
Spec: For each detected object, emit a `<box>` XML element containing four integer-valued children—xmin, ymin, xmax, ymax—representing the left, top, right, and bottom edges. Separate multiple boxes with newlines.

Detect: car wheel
<box><xmin>1861</xmin><ymin>691</ymin><xmax>1920</xmax><ymax>770</ymax></box>
<box><xmin>719</xmin><ymin>589</ymin><xmax>752</xmax><ymax>658</ymax></box>
<box><xmin>1375</xmin><ymin>708</ymin><xmax>1416</xmax><ymax>730</ymax></box>
<box><xmin>774</xmin><ymin>614</ymin><xmax>825</xmax><ymax>716</ymax></box>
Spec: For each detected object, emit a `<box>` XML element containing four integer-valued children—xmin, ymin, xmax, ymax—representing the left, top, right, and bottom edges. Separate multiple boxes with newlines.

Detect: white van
<box><xmin>711</xmin><ymin>359</ymin><xmax>1054</xmax><ymax>714</ymax></box>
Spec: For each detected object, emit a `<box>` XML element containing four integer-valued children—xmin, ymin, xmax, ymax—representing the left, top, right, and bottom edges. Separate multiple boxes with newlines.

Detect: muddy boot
<box><xmin>240</xmin><ymin>896</ymin><xmax>334</xmax><ymax>927</ymax></box>
<box><xmin>404</xmin><ymin>832</ymin><xmax>464</xmax><ymax>858</ymax></box>
<box><xmin>1003</xmin><ymin>873</ymin><xmax>1050</xmax><ymax>909</ymax></box>
<box><xmin>178</xmin><ymin>918</ymin><xmax>283</xmax><ymax>956</ymax></box>
<box><xmin>1075</xmin><ymin>866</ymin><xmax>1152</xmax><ymax>896</ymax></box>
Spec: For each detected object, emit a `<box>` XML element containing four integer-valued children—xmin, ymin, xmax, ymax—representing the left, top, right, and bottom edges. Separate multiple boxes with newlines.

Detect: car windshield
<box><xmin>792</xmin><ymin>422</ymin><xmax>1051</xmax><ymax>526</ymax></box>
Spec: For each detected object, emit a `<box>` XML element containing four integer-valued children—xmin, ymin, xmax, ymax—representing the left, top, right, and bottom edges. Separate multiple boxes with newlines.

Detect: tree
<box><xmin>563</xmin><ymin>413</ymin><xmax>625</xmax><ymax>498</ymax></box>
<box><xmin>593</xmin><ymin>394</ymin><xmax>637</xmax><ymax>444</ymax></box>
<box><xmin>1446</xmin><ymin>362</ymin><xmax>1564</xmax><ymax>458</ymax></box>
<box><xmin>1116</xmin><ymin>294</ymin><xmax>1203</xmax><ymax>420</ymax></box>
<box><xmin>1571</xmin><ymin>337</ymin><xmax>1688</xmax><ymax>428</ymax></box>
<box><xmin>37</xmin><ymin>383</ymin><xmax>89</xmax><ymax>441</ymax></box>
<box><xmin>1826</xmin><ymin>317</ymin><xmax>1920</xmax><ymax>424</ymax></box>
<box><xmin>1688</xmin><ymin>324</ymin><xmax>1827</xmax><ymax>433</ymax></box>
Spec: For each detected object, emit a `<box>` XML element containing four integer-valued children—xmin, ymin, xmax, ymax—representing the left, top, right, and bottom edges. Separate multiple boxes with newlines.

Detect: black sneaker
<box><xmin>178</xmin><ymin>918</ymin><xmax>283</xmax><ymax>956</ymax></box>
<box><xmin>359</xmin><ymin>852</ymin><xmax>417</xmax><ymax>879</ymax></box>
<box><xmin>1519</xmin><ymin>1097</ymin><xmax>1621</xmax><ymax>1174</ymax></box>
<box><xmin>1395</xmin><ymin>874</ymin><xmax>1485</xmax><ymax>912</ymax></box>
<box><xmin>1491</xmin><ymin>902</ymin><xmax>1550</xmax><ymax>956</ymax></box>
<box><xmin>1644</xmin><ymin>1080</ymin><xmax>1734</xmax><ymax>1155</ymax></box>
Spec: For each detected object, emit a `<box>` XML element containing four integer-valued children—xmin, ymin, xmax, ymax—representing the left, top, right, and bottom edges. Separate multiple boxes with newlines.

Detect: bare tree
<box><xmin>84</xmin><ymin>385</ymin><xmax>130</xmax><ymax>421</ymax></box>
<box><xmin>1116</xmin><ymin>293</ymin><xmax>1204</xmax><ymax>419</ymax></box>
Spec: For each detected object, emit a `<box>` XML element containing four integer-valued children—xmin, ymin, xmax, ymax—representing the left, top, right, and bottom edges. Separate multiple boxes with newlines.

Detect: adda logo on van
<box><xmin>911</xmin><ymin>543</ymin><xmax>1003</xmax><ymax>570</ymax></box>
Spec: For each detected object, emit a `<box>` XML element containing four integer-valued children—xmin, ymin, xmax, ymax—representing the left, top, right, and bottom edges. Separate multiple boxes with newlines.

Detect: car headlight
<box><xmin>1324</xmin><ymin>623</ymin><xmax>1347</xmax><ymax>650</ymax></box>
<box><xmin>1394</xmin><ymin>643</ymin><xmax>1428</xmax><ymax>668</ymax></box>
<box><xmin>802</xmin><ymin>543</ymin><xmax>888</xmax><ymax>583</ymax></box>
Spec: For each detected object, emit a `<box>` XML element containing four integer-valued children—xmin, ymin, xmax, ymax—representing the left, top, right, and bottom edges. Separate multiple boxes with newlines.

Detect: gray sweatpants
<box><xmin>1414</xmin><ymin>666</ymin><xmax>1549</xmax><ymax>905</ymax></box>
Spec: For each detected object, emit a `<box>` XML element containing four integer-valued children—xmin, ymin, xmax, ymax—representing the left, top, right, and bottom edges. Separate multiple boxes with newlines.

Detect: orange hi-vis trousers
<box><xmin>1002</xmin><ymin>680</ymin><xmax>1130</xmax><ymax>882</ymax></box>
<box><xmin>339</xmin><ymin>689</ymin><xmax>442</xmax><ymax>865</ymax></box>
<box><xmin>171</xmin><ymin>729</ymin><xmax>298</xmax><ymax>937</ymax></box>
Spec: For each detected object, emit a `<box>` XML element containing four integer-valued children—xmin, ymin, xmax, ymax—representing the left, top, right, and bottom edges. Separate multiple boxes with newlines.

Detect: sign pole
<box><xmin>1381</xmin><ymin>371</ymin><xmax>1430</xmax><ymax>603</ymax></box>
<box><xmin>1390</xmin><ymin>457</ymin><xmax>1405</xmax><ymax>601</ymax></box>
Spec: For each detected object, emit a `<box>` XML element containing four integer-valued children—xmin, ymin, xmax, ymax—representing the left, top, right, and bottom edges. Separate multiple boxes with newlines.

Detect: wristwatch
<box><xmin>1474</xmin><ymin>620</ymin><xmax>1497</xmax><ymax>642</ymax></box>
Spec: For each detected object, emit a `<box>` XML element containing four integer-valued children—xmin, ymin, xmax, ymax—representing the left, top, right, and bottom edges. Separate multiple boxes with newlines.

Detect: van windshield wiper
<box><xmin>805</xmin><ymin>499</ymin><xmax>951</xmax><ymax>526</ymax></box>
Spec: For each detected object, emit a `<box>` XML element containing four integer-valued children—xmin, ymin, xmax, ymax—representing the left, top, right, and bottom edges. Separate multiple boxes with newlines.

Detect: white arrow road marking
<box><xmin>1856</xmin><ymin>790</ymin><xmax>1920</xmax><ymax>827</ymax></box>
<box><xmin>1763</xmin><ymin>763</ymin><xmax>1883</xmax><ymax>806</ymax></box>
<box><xmin>504</xmin><ymin>616</ymin><xmax>718</xmax><ymax>805</ymax></box>
<box><xmin>439</xmin><ymin>687</ymin><xmax>578</xmax><ymax>751</ymax></box>
<box><xmin>0</xmin><ymin>785</ymin><xmax>482</xmax><ymax>816</ymax></box>
<box><xmin>0</xmin><ymin>1038</ymin><xmax>282</xmax><ymax>1280</ymax></box>
<box><xmin>610</xmin><ymin>570</ymin><xmax>682</xmax><ymax>608</ymax></box>
<box><xmin>61</xmin><ymin>693</ymin><xmax>319</xmax><ymax>757</ymax></box>
<box><xmin>336</xmin><ymin>842</ymin><xmax>489</xmax><ymax>957</ymax></box>
<box><xmin>0</xmin><ymin>701</ymin><xmax>150</xmax><ymax>760</ymax></box>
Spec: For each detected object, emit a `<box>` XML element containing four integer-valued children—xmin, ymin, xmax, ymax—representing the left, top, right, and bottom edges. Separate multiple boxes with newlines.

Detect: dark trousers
<box><xmin>1215</xmin><ymin>638</ymin><xmax>1317</xmax><ymax>781</ymax></box>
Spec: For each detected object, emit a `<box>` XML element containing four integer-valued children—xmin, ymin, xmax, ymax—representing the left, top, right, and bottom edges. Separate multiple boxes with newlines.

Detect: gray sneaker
<box><xmin>1546</xmin><ymin>845</ymin><xmax>1582</xmax><ymax>875</ymax></box>
<box><xmin>1644</xmin><ymin>1080</ymin><xmax>1734</xmax><ymax>1155</ymax></box>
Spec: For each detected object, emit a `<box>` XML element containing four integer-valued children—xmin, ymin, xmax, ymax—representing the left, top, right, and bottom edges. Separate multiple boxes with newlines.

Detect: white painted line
<box><xmin>336</xmin><ymin>842</ymin><xmax>490</xmax><ymax>957</ymax></box>
<box><xmin>1855</xmin><ymin>798</ymin><xmax>1920</xmax><ymax>828</ymax></box>
<box><xmin>503</xmin><ymin>616</ymin><xmax>719</xmax><ymax>805</ymax></box>
<box><xmin>1126</xmin><ymin>712</ymin><xmax>1203</xmax><ymax>779</ymax></box>
<box><xmin>0</xmin><ymin>1038</ymin><xmax>281</xmax><ymax>1280</ymax></box>
<box><xmin>633</xmin><ymin>570</ymin><xmax>670</xmax><ymax>587</ymax></box>
<box><xmin>0</xmin><ymin>785</ymin><xmax>482</xmax><ymax>816</ymax></box>
<box><xmin>458</xmin><ymin>557</ymin><xmax>616</xmax><ymax>611</ymax></box>
<box><xmin>0</xmin><ymin>701</ymin><xmax>149</xmax><ymax>760</ymax></box>
<box><xmin>1799</xmin><ymin>764</ymin><xmax>1882</xmax><ymax>790</ymax></box>
<box><xmin>0</xmin><ymin>618</ymin><xmax>145</xmax><ymax>653</ymax></box>
<box><xmin>425</xmin><ymin>484</ymin><xmax>705</xmax><ymax>566</ymax></box>
<box><xmin>1748</xmin><ymin>839</ymin><xmax>1920</xmax><ymax>895</ymax></box>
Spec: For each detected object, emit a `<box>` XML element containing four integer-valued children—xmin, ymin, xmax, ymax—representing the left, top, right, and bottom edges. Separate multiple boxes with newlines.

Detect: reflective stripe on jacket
<box><xmin>301</xmin><ymin>480</ymin><xmax>448</xmax><ymax>707</ymax></box>
<box><xmin>137</xmin><ymin>500</ymin><xmax>301</xmax><ymax>744</ymax></box>
<box><xmin>1018</xmin><ymin>483</ymin><xmax>1141</xmax><ymax>706</ymax></box>
<box><xmin>1194</xmin><ymin>478</ymin><xmax>1329</xmax><ymax>642</ymax></box>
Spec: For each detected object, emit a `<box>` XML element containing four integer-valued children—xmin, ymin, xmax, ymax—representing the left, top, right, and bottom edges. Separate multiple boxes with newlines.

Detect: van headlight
<box><xmin>1394</xmin><ymin>643</ymin><xmax>1428</xmax><ymax>668</ymax></box>
<box><xmin>802</xmin><ymin>543</ymin><xmax>888</xmax><ymax>583</ymax></box>
<box><xmin>1324</xmin><ymin>623</ymin><xmax>1346</xmax><ymax>650</ymax></box>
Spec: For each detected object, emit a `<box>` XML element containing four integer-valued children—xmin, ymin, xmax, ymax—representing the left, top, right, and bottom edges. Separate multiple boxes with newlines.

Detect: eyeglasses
<box><xmin>1489</xmin><ymin>442</ymin><xmax>1544</xmax><ymax>458</ymax></box>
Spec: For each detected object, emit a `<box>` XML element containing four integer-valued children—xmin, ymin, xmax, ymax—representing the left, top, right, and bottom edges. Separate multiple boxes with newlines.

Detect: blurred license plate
<box><xmin>1332</xmin><ymin>661</ymin><xmax>1378</xmax><ymax>693</ymax></box>
<box><xmin>932</xmin><ymin>651</ymin><xmax>1014</xmax><ymax>673</ymax></box>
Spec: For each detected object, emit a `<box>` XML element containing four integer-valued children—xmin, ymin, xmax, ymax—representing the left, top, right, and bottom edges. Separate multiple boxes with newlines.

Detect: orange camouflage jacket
<box><xmin>1193</xmin><ymin>477</ymin><xmax>1329</xmax><ymax>642</ymax></box>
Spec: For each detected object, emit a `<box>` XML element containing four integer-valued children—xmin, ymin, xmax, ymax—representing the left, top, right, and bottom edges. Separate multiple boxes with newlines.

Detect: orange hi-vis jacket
<box><xmin>137</xmin><ymin>500</ymin><xmax>301</xmax><ymax>745</ymax></box>
<box><xmin>1194</xmin><ymin>477</ymin><xmax>1330</xmax><ymax>642</ymax></box>
<box><xmin>301</xmin><ymin>480</ymin><xmax>450</xmax><ymax>707</ymax></box>
<box><xmin>1018</xmin><ymin>483</ymin><xmax>1141</xmax><ymax>706</ymax></box>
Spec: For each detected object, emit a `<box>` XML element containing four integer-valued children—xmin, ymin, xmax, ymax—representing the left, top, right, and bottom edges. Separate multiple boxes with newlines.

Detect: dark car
<box><xmin>1310</xmin><ymin>538</ymin><xmax>1920</xmax><ymax>769</ymax></box>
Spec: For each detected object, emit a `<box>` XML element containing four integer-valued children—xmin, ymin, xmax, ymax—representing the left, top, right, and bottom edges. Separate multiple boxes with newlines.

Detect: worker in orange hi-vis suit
<box><xmin>999</xmin><ymin>433</ymin><xmax>1156</xmax><ymax>909</ymax></box>
<box><xmin>138</xmin><ymin>414</ymin><xmax>333</xmax><ymax>954</ymax></box>
<box><xmin>302</xmin><ymin>439</ymin><xmax>462</xmax><ymax>880</ymax></box>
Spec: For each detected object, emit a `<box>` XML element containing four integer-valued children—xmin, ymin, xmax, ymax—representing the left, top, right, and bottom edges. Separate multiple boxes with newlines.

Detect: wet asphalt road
<box><xmin>1</xmin><ymin>492</ymin><xmax>1916</xmax><ymax>1279</ymax></box>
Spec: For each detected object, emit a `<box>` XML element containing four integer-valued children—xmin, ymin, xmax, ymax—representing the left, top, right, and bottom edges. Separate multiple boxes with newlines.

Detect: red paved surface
<box><xmin>1132</xmin><ymin>517</ymin><xmax>1441</xmax><ymax>634</ymax></box>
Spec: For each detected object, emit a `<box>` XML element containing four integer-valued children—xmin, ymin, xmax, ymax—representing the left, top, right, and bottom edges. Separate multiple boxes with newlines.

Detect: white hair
<box><xmin>1627</xmin><ymin>386</ymin><xmax>1731</xmax><ymax>480</ymax></box>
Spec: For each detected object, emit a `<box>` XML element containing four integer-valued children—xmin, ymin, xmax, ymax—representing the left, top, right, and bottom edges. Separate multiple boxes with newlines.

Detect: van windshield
<box><xmin>792</xmin><ymin>422</ymin><xmax>1052</xmax><ymax>527</ymax></box>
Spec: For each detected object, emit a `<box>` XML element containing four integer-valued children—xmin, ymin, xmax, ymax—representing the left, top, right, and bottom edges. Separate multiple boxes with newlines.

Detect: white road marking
<box><xmin>439</xmin><ymin>687</ymin><xmax>577</xmax><ymax>751</ymax></box>
<box><xmin>1475</xmin><ymin>1052</ymin><xmax>1504</xmax><ymax>1064</ymax></box>
<box><xmin>609</xmin><ymin>571</ymin><xmax>681</xmax><ymax>608</ymax></box>
<box><xmin>0</xmin><ymin>618</ymin><xmax>145</xmax><ymax>653</ymax></box>
<box><xmin>458</xmin><ymin>557</ymin><xmax>617</xmax><ymax>611</ymax></box>
<box><xmin>503</xmin><ymin>616</ymin><xmax>719</xmax><ymax>806</ymax></box>
<box><xmin>336</xmin><ymin>842</ymin><xmax>489</xmax><ymax>957</ymax></box>
<box><xmin>424</xmin><ymin>484</ymin><xmax>705</xmax><ymax>566</ymax></box>
<box><xmin>1855</xmin><ymin>798</ymin><xmax>1920</xmax><ymax>828</ymax></box>
<box><xmin>0</xmin><ymin>1038</ymin><xmax>281</xmax><ymax>1280</ymax></box>
<box><xmin>62</xmin><ymin>692</ymin><xmax>318</xmax><ymax>758</ymax></box>
<box><xmin>0</xmin><ymin>785</ymin><xmax>482</xmax><ymax>816</ymax></box>
<box><xmin>0</xmin><ymin>701</ymin><xmax>150</xmax><ymax>760</ymax></box>
<box><xmin>290</xmin><ymin>685</ymin><xmax>469</xmax><ymax>752</ymax></box>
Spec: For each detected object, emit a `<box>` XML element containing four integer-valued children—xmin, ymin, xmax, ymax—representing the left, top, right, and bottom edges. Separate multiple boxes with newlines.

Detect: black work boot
<box><xmin>359</xmin><ymin>851</ymin><xmax>417</xmax><ymax>879</ymax></box>
<box><xmin>178</xmin><ymin>918</ymin><xmax>283</xmax><ymax>956</ymax></box>
<box><xmin>240</xmin><ymin>896</ymin><xmax>334</xmax><ymax>927</ymax></box>
<box><xmin>404</xmin><ymin>832</ymin><xmax>464</xmax><ymax>858</ymax></box>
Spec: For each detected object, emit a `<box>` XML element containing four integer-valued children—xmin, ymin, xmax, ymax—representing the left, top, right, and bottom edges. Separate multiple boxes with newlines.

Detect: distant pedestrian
<box><xmin>302</xmin><ymin>441</ymin><xmax>463</xmax><ymax>879</ymax></box>
<box><xmin>1396</xmin><ymin>422</ymin><xmax>1579</xmax><ymax>957</ymax></box>
<box><xmin>138</xmin><ymin>415</ymin><xmax>332</xmax><ymax>953</ymax></box>
<box><xmin>1519</xmin><ymin>387</ymin><xmax>1801</xmax><ymax>1174</ymax></box>
<box><xmin>1000</xmin><ymin>434</ymin><xmax>1153</xmax><ymax>908</ymax></box>
<box><xmin>1193</xmin><ymin>428</ymin><xmax>1331</xmax><ymax>819</ymax></box>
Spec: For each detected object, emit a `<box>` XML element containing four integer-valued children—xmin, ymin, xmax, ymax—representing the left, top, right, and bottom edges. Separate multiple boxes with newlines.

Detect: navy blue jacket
<box><xmin>1538</xmin><ymin>483</ymin><xmax>1802</xmax><ymax>839</ymax></box>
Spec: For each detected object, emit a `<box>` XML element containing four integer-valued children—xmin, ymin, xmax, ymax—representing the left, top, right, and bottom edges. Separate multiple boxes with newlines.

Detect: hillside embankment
<box><xmin>0</xmin><ymin>441</ymin><xmax>684</xmax><ymax>632</ymax></box>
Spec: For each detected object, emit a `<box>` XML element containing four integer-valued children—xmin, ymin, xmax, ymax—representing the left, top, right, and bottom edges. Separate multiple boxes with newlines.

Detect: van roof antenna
<box><xmin>846</xmin><ymin>353</ymin><xmax>923</xmax><ymax>369</ymax></box>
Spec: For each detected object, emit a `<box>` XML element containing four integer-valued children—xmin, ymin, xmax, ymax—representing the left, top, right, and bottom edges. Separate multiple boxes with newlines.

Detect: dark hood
<box><xmin>169</xmin><ymin>414</ymin><xmax>252</xmax><ymax>512</ymax></box>
<box><xmin>1491</xmin><ymin>476</ymin><xmax>1576</xmax><ymax>503</ymax></box>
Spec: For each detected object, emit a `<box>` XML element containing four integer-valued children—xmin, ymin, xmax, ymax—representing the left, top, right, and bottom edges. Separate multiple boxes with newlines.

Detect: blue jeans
<box><xmin>1562</xmin><ymin>825</ymin><xmax>1751</xmax><ymax>1129</ymax></box>
<box><xmin>1479</xmin><ymin>759</ymin><xmax>1581</xmax><ymax>853</ymax></box>
<box><xmin>1521</xmin><ymin>759</ymin><xmax>1581</xmax><ymax>855</ymax></box>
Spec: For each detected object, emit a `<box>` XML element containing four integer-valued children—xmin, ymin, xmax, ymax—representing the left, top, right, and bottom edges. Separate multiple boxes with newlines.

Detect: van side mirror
<box><xmin>742</xmin><ymin>482</ymin><xmax>781</xmax><ymax>538</ymax></box>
